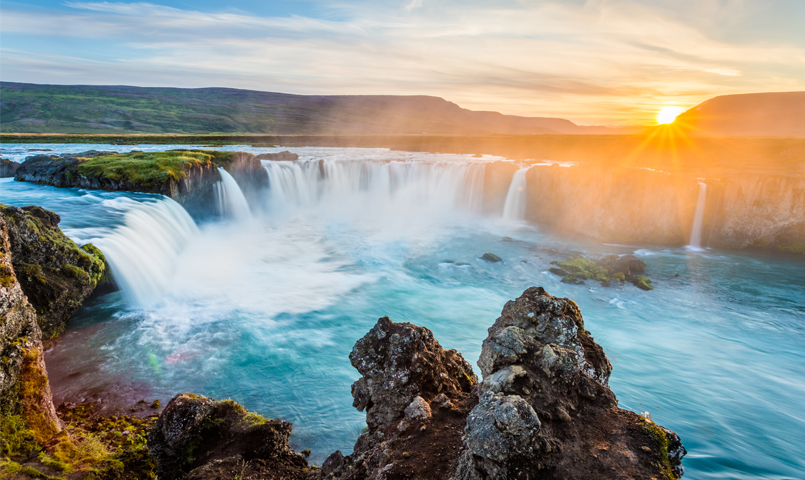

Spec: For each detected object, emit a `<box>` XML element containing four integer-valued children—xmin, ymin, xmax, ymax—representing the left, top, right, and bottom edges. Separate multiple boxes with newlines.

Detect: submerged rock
<box><xmin>148</xmin><ymin>393</ymin><xmax>309</xmax><ymax>480</ymax></box>
<box><xmin>454</xmin><ymin>286</ymin><xmax>684</xmax><ymax>479</ymax></box>
<box><xmin>481</xmin><ymin>253</ymin><xmax>503</xmax><ymax>263</ymax></box>
<box><xmin>0</xmin><ymin>204</ymin><xmax>108</xmax><ymax>338</ymax></box>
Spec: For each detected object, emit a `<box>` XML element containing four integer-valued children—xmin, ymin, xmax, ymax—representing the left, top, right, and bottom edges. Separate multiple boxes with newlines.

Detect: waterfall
<box><xmin>262</xmin><ymin>159</ymin><xmax>486</xmax><ymax>215</ymax></box>
<box><xmin>92</xmin><ymin>197</ymin><xmax>199</xmax><ymax>307</ymax></box>
<box><xmin>214</xmin><ymin>167</ymin><xmax>252</xmax><ymax>220</ymax></box>
<box><xmin>689</xmin><ymin>181</ymin><xmax>707</xmax><ymax>248</ymax></box>
<box><xmin>502</xmin><ymin>166</ymin><xmax>530</xmax><ymax>220</ymax></box>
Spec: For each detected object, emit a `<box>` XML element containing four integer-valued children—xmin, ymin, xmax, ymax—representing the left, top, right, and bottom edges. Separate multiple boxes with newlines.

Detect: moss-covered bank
<box><xmin>14</xmin><ymin>150</ymin><xmax>267</xmax><ymax>217</ymax></box>
<box><xmin>0</xmin><ymin>204</ymin><xmax>108</xmax><ymax>339</ymax></box>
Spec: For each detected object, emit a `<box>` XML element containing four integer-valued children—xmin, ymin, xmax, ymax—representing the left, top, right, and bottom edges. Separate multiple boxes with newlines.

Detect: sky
<box><xmin>1</xmin><ymin>0</ymin><xmax>804</xmax><ymax>125</ymax></box>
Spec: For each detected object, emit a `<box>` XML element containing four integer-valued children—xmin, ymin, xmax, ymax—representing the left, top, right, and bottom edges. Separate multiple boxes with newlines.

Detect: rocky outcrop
<box><xmin>319</xmin><ymin>316</ymin><xmax>478</xmax><ymax>480</ymax></box>
<box><xmin>148</xmin><ymin>393</ymin><xmax>309</xmax><ymax>480</ymax></box>
<box><xmin>455</xmin><ymin>287</ymin><xmax>684</xmax><ymax>479</ymax></box>
<box><xmin>0</xmin><ymin>204</ymin><xmax>107</xmax><ymax>338</ymax></box>
<box><xmin>310</xmin><ymin>290</ymin><xmax>685</xmax><ymax>480</ymax></box>
<box><xmin>0</xmin><ymin>158</ymin><xmax>21</xmax><ymax>177</ymax></box>
<box><xmin>550</xmin><ymin>255</ymin><xmax>653</xmax><ymax>290</ymax></box>
<box><xmin>255</xmin><ymin>151</ymin><xmax>299</xmax><ymax>161</ymax></box>
<box><xmin>0</xmin><ymin>212</ymin><xmax>63</xmax><ymax>446</ymax></box>
<box><xmin>14</xmin><ymin>150</ymin><xmax>269</xmax><ymax>218</ymax></box>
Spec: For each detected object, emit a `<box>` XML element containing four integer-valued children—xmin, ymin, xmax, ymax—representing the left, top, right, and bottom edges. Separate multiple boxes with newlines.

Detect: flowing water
<box><xmin>689</xmin><ymin>182</ymin><xmax>708</xmax><ymax>249</ymax></box>
<box><xmin>502</xmin><ymin>166</ymin><xmax>530</xmax><ymax>221</ymax></box>
<box><xmin>214</xmin><ymin>167</ymin><xmax>252</xmax><ymax>220</ymax></box>
<box><xmin>1</xmin><ymin>144</ymin><xmax>804</xmax><ymax>480</ymax></box>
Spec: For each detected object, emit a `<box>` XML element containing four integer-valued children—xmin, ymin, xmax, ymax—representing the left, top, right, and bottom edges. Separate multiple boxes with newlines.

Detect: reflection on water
<box><xmin>1</xmin><ymin>145</ymin><xmax>803</xmax><ymax>479</ymax></box>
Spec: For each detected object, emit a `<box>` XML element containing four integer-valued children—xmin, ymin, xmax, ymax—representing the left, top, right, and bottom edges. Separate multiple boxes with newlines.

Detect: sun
<box><xmin>656</xmin><ymin>106</ymin><xmax>684</xmax><ymax>125</ymax></box>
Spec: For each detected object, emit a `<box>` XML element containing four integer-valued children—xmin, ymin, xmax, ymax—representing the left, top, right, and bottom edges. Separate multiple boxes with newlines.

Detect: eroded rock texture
<box><xmin>319</xmin><ymin>316</ymin><xmax>478</xmax><ymax>480</ymax></box>
<box><xmin>0</xmin><ymin>204</ymin><xmax>107</xmax><ymax>338</ymax></box>
<box><xmin>455</xmin><ymin>286</ymin><xmax>685</xmax><ymax>480</ymax></box>
<box><xmin>148</xmin><ymin>393</ymin><xmax>309</xmax><ymax>480</ymax></box>
<box><xmin>0</xmin><ymin>212</ymin><xmax>62</xmax><ymax>438</ymax></box>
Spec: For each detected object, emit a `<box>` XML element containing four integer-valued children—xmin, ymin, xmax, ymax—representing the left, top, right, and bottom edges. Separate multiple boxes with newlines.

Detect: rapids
<box><xmin>1</xmin><ymin>144</ymin><xmax>803</xmax><ymax>480</ymax></box>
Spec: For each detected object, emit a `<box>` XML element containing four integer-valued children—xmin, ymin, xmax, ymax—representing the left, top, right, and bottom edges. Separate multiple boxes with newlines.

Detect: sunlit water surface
<box><xmin>1</xmin><ymin>144</ymin><xmax>803</xmax><ymax>480</ymax></box>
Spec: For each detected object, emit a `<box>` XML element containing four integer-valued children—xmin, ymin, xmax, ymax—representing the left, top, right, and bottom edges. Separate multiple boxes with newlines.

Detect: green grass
<box><xmin>75</xmin><ymin>150</ymin><xmax>217</xmax><ymax>187</ymax></box>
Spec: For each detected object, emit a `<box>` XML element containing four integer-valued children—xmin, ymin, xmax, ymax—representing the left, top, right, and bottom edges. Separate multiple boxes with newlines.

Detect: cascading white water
<box><xmin>502</xmin><ymin>166</ymin><xmax>530</xmax><ymax>220</ymax></box>
<box><xmin>214</xmin><ymin>167</ymin><xmax>252</xmax><ymax>220</ymax></box>
<box><xmin>689</xmin><ymin>181</ymin><xmax>707</xmax><ymax>248</ymax></box>
<box><xmin>92</xmin><ymin>197</ymin><xmax>199</xmax><ymax>307</ymax></box>
<box><xmin>262</xmin><ymin>159</ymin><xmax>486</xmax><ymax>216</ymax></box>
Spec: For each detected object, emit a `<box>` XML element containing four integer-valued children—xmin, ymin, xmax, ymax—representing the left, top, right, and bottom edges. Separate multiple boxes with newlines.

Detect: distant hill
<box><xmin>674</xmin><ymin>91</ymin><xmax>805</xmax><ymax>137</ymax></box>
<box><xmin>0</xmin><ymin>82</ymin><xmax>632</xmax><ymax>135</ymax></box>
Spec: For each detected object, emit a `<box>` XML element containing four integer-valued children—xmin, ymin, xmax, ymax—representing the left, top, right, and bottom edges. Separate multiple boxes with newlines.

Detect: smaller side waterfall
<box><xmin>689</xmin><ymin>181</ymin><xmax>707</xmax><ymax>248</ymax></box>
<box><xmin>214</xmin><ymin>167</ymin><xmax>252</xmax><ymax>220</ymax></box>
<box><xmin>502</xmin><ymin>167</ymin><xmax>530</xmax><ymax>220</ymax></box>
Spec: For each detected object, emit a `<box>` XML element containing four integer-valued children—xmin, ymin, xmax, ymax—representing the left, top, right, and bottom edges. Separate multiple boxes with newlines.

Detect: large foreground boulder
<box><xmin>321</xmin><ymin>288</ymin><xmax>685</xmax><ymax>480</ymax></box>
<box><xmin>319</xmin><ymin>316</ymin><xmax>479</xmax><ymax>480</ymax></box>
<box><xmin>0</xmin><ymin>204</ymin><xmax>108</xmax><ymax>338</ymax></box>
<box><xmin>455</xmin><ymin>286</ymin><xmax>685</xmax><ymax>479</ymax></box>
<box><xmin>148</xmin><ymin>393</ymin><xmax>309</xmax><ymax>480</ymax></box>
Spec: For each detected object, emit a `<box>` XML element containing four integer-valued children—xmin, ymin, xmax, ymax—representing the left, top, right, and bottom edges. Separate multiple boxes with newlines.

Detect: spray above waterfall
<box><xmin>688</xmin><ymin>181</ymin><xmax>707</xmax><ymax>249</ymax></box>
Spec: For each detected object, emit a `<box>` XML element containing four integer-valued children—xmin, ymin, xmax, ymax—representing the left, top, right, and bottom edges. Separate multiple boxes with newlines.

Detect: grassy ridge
<box><xmin>77</xmin><ymin>151</ymin><xmax>229</xmax><ymax>187</ymax></box>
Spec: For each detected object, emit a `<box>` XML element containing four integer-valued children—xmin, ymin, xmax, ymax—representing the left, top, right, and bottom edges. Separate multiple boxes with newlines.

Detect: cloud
<box><xmin>1</xmin><ymin>0</ymin><xmax>803</xmax><ymax>124</ymax></box>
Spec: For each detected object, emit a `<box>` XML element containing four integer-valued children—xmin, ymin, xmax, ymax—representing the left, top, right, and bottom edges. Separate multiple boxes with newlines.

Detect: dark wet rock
<box><xmin>481</xmin><ymin>253</ymin><xmax>503</xmax><ymax>263</ymax></box>
<box><xmin>0</xmin><ymin>204</ymin><xmax>107</xmax><ymax>338</ymax></box>
<box><xmin>148</xmin><ymin>393</ymin><xmax>308</xmax><ymax>480</ymax></box>
<box><xmin>454</xmin><ymin>287</ymin><xmax>684</xmax><ymax>479</ymax></box>
<box><xmin>255</xmin><ymin>151</ymin><xmax>299</xmax><ymax>161</ymax></box>
<box><xmin>319</xmin><ymin>316</ymin><xmax>478</xmax><ymax>479</ymax></box>
<box><xmin>0</xmin><ymin>158</ymin><xmax>21</xmax><ymax>177</ymax></box>
<box><xmin>550</xmin><ymin>254</ymin><xmax>653</xmax><ymax>290</ymax></box>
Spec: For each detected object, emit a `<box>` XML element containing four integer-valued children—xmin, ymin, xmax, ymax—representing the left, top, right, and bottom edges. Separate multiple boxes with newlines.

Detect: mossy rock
<box><xmin>632</xmin><ymin>276</ymin><xmax>654</xmax><ymax>291</ymax></box>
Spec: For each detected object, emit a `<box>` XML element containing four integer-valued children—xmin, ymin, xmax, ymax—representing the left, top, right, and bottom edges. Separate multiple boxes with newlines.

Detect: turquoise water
<box><xmin>1</xmin><ymin>144</ymin><xmax>804</xmax><ymax>479</ymax></box>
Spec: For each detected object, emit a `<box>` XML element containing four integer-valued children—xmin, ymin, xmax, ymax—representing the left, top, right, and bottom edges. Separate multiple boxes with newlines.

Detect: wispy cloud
<box><xmin>1</xmin><ymin>0</ymin><xmax>803</xmax><ymax>124</ymax></box>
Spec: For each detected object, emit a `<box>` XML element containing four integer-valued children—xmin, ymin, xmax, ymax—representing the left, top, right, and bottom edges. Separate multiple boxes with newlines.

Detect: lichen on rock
<box><xmin>0</xmin><ymin>204</ymin><xmax>108</xmax><ymax>338</ymax></box>
<box><xmin>454</xmin><ymin>286</ymin><xmax>684</xmax><ymax>480</ymax></box>
<box><xmin>148</xmin><ymin>393</ymin><xmax>309</xmax><ymax>480</ymax></box>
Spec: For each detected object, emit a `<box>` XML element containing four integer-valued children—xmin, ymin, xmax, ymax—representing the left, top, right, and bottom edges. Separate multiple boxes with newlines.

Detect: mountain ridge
<box><xmin>0</xmin><ymin>82</ymin><xmax>635</xmax><ymax>135</ymax></box>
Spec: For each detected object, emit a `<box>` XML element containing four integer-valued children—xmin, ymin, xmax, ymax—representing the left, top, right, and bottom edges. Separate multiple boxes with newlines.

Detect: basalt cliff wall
<box><xmin>481</xmin><ymin>160</ymin><xmax>805</xmax><ymax>252</ymax></box>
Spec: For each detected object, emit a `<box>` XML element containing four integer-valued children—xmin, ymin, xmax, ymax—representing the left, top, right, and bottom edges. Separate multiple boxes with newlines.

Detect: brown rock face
<box><xmin>148</xmin><ymin>393</ymin><xmax>309</xmax><ymax>480</ymax></box>
<box><xmin>0</xmin><ymin>204</ymin><xmax>107</xmax><ymax>338</ymax></box>
<box><xmin>0</xmin><ymin>213</ymin><xmax>61</xmax><ymax>438</ymax></box>
<box><xmin>320</xmin><ymin>316</ymin><xmax>479</xmax><ymax>480</ymax></box>
<box><xmin>454</xmin><ymin>287</ymin><xmax>685</xmax><ymax>480</ymax></box>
